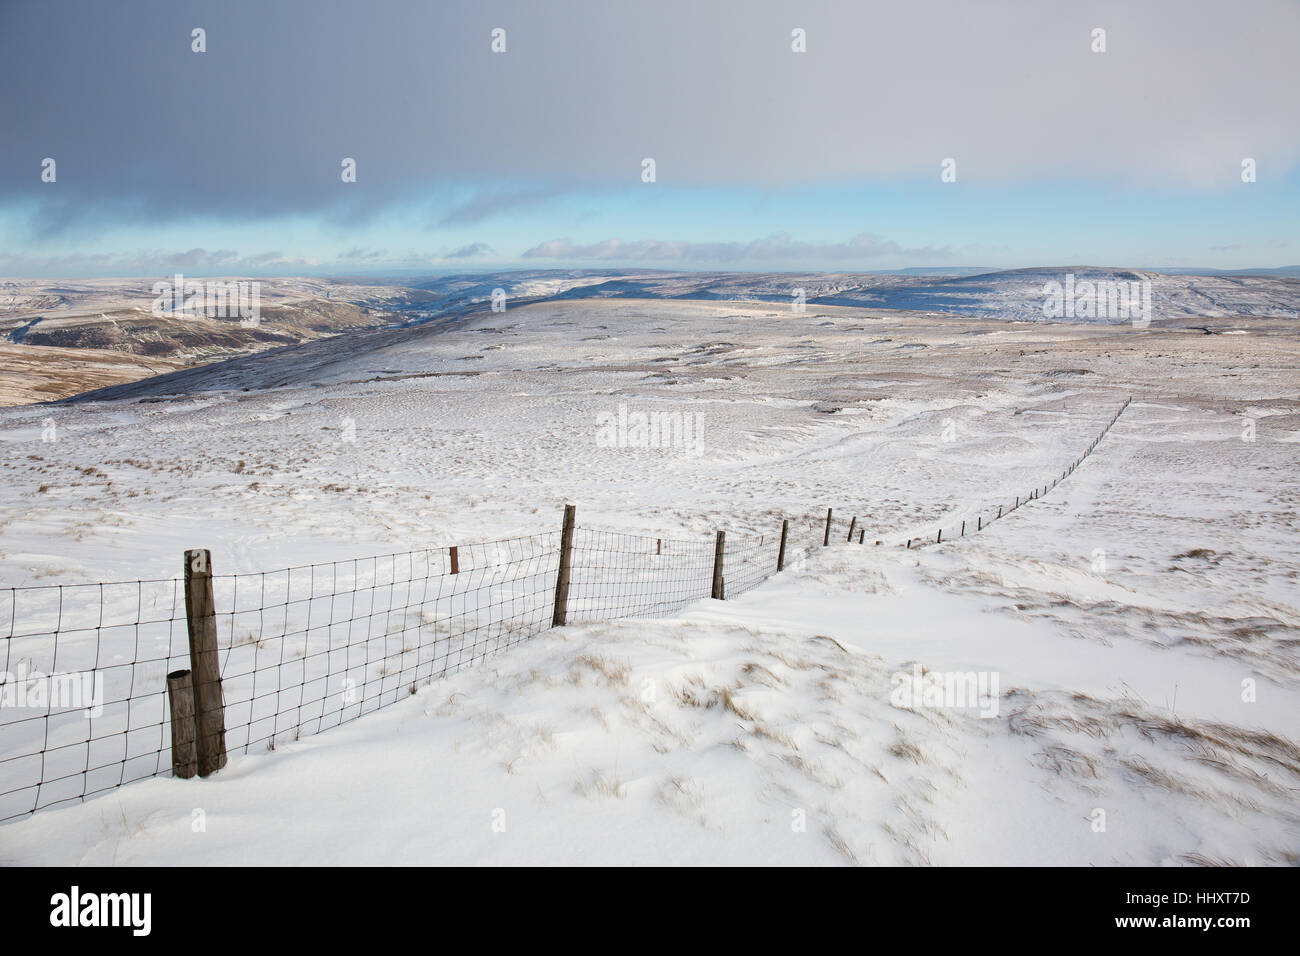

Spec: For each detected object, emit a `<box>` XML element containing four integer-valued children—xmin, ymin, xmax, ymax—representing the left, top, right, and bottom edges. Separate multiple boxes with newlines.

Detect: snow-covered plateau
<box><xmin>0</xmin><ymin>298</ymin><xmax>1296</xmax><ymax>865</ymax></box>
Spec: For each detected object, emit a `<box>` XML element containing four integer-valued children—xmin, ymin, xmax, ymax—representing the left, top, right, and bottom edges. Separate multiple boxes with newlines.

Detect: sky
<box><xmin>1</xmin><ymin>0</ymin><xmax>1298</xmax><ymax>277</ymax></box>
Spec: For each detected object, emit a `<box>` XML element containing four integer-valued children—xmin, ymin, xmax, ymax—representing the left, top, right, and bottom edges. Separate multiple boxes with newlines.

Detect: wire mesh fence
<box><xmin>0</xmin><ymin>521</ymin><xmax>801</xmax><ymax>822</ymax></box>
<box><xmin>723</xmin><ymin>532</ymin><xmax>786</xmax><ymax>598</ymax></box>
<box><xmin>899</xmin><ymin>397</ymin><xmax>1131</xmax><ymax>550</ymax></box>
<box><xmin>0</xmin><ymin>399</ymin><xmax>1132</xmax><ymax>822</ymax></box>
<box><xmin>213</xmin><ymin>533</ymin><xmax>561</xmax><ymax>759</ymax></box>
<box><xmin>0</xmin><ymin>578</ymin><xmax>191</xmax><ymax>822</ymax></box>
<box><xmin>566</xmin><ymin>529</ymin><xmax>714</xmax><ymax>623</ymax></box>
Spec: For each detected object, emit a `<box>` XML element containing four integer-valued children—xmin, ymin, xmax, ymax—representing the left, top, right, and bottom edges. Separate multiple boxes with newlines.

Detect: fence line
<box><xmin>897</xmin><ymin>397</ymin><xmax>1131</xmax><ymax>550</ymax></box>
<box><xmin>0</xmin><ymin>399</ymin><xmax>1129</xmax><ymax>822</ymax></box>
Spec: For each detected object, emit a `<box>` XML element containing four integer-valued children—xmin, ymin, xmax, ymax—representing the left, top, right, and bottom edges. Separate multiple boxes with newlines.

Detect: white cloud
<box><xmin>522</xmin><ymin>233</ymin><xmax>949</xmax><ymax>262</ymax></box>
<box><xmin>0</xmin><ymin>249</ymin><xmax>323</xmax><ymax>277</ymax></box>
<box><xmin>443</xmin><ymin>242</ymin><xmax>494</xmax><ymax>259</ymax></box>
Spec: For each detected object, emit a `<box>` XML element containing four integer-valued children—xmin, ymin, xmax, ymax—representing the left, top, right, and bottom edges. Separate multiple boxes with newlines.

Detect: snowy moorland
<box><xmin>4</xmin><ymin>267</ymin><xmax>1297</xmax><ymax>405</ymax></box>
<box><xmin>0</xmin><ymin>298</ymin><xmax>1297</xmax><ymax>865</ymax></box>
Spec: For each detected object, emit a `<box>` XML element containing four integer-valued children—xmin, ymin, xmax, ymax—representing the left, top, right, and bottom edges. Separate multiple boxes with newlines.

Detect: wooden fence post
<box><xmin>166</xmin><ymin>669</ymin><xmax>197</xmax><ymax>779</ymax></box>
<box><xmin>857</xmin><ymin>528</ymin><xmax>864</xmax><ymax>544</ymax></box>
<box><xmin>449</xmin><ymin>546</ymin><xmax>459</xmax><ymax>574</ymax></box>
<box><xmin>711</xmin><ymin>531</ymin><xmax>726</xmax><ymax>600</ymax></box>
<box><xmin>776</xmin><ymin>519</ymin><xmax>789</xmax><ymax>572</ymax></box>
<box><xmin>937</xmin><ymin>528</ymin><xmax>942</xmax><ymax>543</ymax></box>
<box><xmin>823</xmin><ymin>508</ymin><xmax>832</xmax><ymax>547</ymax></box>
<box><xmin>846</xmin><ymin>516</ymin><xmax>857</xmax><ymax>543</ymax></box>
<box><xmin>183</xmin><ymin>549</ymin><xmax>227</xmax><ymax>777</ymax></box>
<box><xmin>551</xmin><ymin>504</ymin><xmax>576</xmax><ymax>627</ymax></box>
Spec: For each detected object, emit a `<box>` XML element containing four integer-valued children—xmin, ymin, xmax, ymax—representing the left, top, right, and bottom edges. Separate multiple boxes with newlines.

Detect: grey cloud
<box><xmin>439</xmin><ymin>187</ymin><xmax>568</xmax><ymax>226</ymax></box>
<box><xmin>1</xmin><ymin>0</ymin><xmax>1296</xmax><ymax>236</ymax></box>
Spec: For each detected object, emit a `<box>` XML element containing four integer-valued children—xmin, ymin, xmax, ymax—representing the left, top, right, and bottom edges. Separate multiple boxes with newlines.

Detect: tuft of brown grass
<box><xmin>573</xmin><ymin>770</ymin><xmax>628</xmax><ymax>800</ymax></box>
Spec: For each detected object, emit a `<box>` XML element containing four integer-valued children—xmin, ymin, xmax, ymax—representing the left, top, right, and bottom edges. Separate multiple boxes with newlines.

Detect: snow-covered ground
<box><xmin>0</xmin><ymin>298</ymin><xmax>1297</xmax><ymax>864</ymax></box>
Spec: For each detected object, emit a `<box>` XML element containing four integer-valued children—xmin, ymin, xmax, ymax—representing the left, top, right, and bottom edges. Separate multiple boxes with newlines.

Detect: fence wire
<box><xmin>723</xmin><ymin>532</ymin><xmax>784</xmax><ymax>599</ymax></box>
<box><xmin>567</xmin><ymin>529</ymin><xmax>714</xmax><ymax>622</ymax></box>
<box><xmin>214</xmin><ymin>533</ymin><xmax>560</xmax><ymax>758</ymax></box>
<box><xmin>0</xmin><ymin>399</ymin><xmax>1132</xmax><ymax>822</ymax></box>
<box><xmin>0</xmin><ymin>578</ymin><xmax>190</xmax><ymax>821</ymax></box>
<box><xmin>898</xmin><ymin>398</ymin><xmax>1131</xmax><ymax>550</ymax></box>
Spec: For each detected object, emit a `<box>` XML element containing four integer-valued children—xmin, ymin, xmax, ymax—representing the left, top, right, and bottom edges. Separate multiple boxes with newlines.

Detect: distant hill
<box><xmin>3</xmin><ymin>266</ymin><xmax>1297</xmax><ymax>404</ymax></box>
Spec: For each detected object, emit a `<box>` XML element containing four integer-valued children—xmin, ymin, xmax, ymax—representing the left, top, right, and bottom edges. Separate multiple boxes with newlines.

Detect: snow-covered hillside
<box><xmin>0</xmin><ymin>299</ymin><xmax>1296</xmax><ymax>864</ymax></box>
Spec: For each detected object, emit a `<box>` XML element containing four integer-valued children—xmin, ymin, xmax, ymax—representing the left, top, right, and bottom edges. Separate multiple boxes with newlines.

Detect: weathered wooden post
<box><xmin>776</xmin><ymin>519</ymin><xmax>789</xmax><ymax>572</ymax></box>
<box><xmin>857</xmin><ymin>529</ymin><xmax>864</xmax><ymax>544</ymax></box>
<box><xmin>551</xmin><ymin>504</ymin><xmax>576</xmax><ymax>627</ymax></box>
<box><xmin>936</xmin><ymin>528</ymin><xmax>942</xmax><ymax>543</ymax></box>
<box><xmin>183</xmin><ymin>549</ymin><xmax>227</xmax><ymax>777</ymax></box>
<box><xmin>823</xmin><ymin>508</ymin><xmax>832</xmax><ymax>547</ymax></box>
<box><xmin>977</xmin><ymin>516</ymin><xmax>981</xmax><ymax>531</ymax></box>
<box><xmin>449</xmin><ymin>545</ymin><xmax>459</xmax><ymax>574</ymax></box>
<box><xmin>960</xmin><ymin>520</ymin><xmax>965</xmax><ymax>536</ymax></box>
<box><xmin>711</xmin><ymin>531</ymin><xmax>726</xmax><ymax>600</ymax></box>
<box><xmin>846</xmin><ymin>516</ymin><xmax>857</xmax><ymax>543</ymax></box>
<box><xmin>166</xmin><ymin>669</ymin><xmax>197</xmax><ymax>779</ymax></box>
